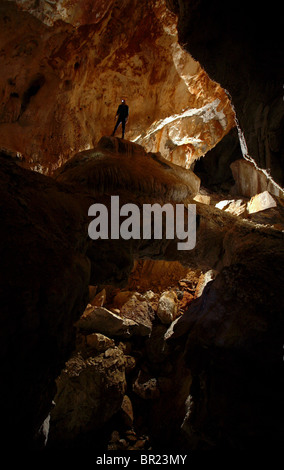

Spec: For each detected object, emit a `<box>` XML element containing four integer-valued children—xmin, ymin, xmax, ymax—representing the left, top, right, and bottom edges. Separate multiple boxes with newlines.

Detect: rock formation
<box><xmin>172</xmin><ymin>0</ymin><xmax>284</xmax><ymax>186</ymax></box>
<box><xmin>0</xmin><ymin>0</ymin><xmax>283</xmax><ymax>458</ymax></box>
<box><xmin>1</xmin><ymin>0</ymin><xmax>234</xmax><ymax>174</ymax></box>
<box><xmin>0</xmin><ymin>152</ymin><xmax>90</xmax><ymax>449</ymax></box>
<box><xmin>1</xmin><ymin>136</ymin><xmax>283</xmax><ymax>453</ymax></box>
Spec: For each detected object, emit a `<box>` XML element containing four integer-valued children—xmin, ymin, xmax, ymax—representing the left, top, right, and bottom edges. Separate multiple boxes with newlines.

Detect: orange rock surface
<box><xmin>1</xmin><ymin>0</ymin><xmax>235</xmax><ymax>174</ymax></box>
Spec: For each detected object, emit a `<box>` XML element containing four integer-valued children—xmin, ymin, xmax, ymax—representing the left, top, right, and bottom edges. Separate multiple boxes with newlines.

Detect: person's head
<box><xmin>121</xmin><ymin>99</ymin><xmax>125</xmax><ymax>104</ymax></box>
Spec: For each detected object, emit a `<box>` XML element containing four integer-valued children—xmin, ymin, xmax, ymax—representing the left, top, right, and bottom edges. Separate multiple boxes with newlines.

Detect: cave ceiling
<box><xmin>1</xmin><ymin>0</ymin><xmax>235</xmax><ymax>173</ymax></box>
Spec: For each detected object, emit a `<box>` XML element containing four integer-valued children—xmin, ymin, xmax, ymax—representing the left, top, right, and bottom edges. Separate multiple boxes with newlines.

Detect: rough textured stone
<box><xmin>127</xmin><ymin>259</ymin><xmax>195</xmax><ymax>293</ymax></box>
<box><xmin>89</xmin><ymin>288</ymin><xmax>107</xmax><ymax>307</ymax></box>
<box><xmin>0</xmin><ymin>0</ymin><xmax>234</xmax><ymax>174</ymax></box>
<box><xmin>120</xmin><ymin>395</ymin><xmax>134</xmax><ymax>427</ymax></box>
<box><xmin>0</xmin><ymin>153</ymin><xmax>91</xmax><ymax>450</ymax></box>
<box><xmin>174</xmin><ymin>0</ymin><xmax>284</xmax><ymax>185</ymax></box>
<box><xmin>133</xmin><ymin>371</ymin><xmax>160</xmax><ymax>400</ymax></box>
<box><xmin>85</xmin><ymin>333</ymin><xmax>115</xmax><ymax>352</ymax></box>
<box><xmin>75</xmin><ymin>305</ymin><xmax>139</xmax><ymax>338</ymax></box>
<box><xmin>247</xmin><ymin>191</ymin><xmax>277</xmax><ymax>214</ymax></box>
<box><xmin>56</xmin><ymin>136</ymin><xmax>201</xmax><ymax>200</ymax></box>
<box><xmin>167</xmin><ymin>259</ymin><xmax>284</xmax><ymax>451</ymax></box>
<box><xmin>1</xmin><ymin>132</ymin><xmax>283</xmax><ymax>450</ymax></box>
<box><xmin>193</xmin><ymin>194</ymin><xmax>211</xmax><ymax>205</ymax></box>
<box><xmin>157</xmin><ymin>290</ymin><xmax>178</xmax><ymax>324</ymax></box>
<box><xmin>230</xmin><ymin>159</ymin><xmax>283</xmax><ymax>198</ymax></box>
<box><xmin>120</xmin><ymin>294</ymin><xmax>154</xmax><ymax>336</ymax></box>
<box><xmin>49</xmin><ymin>349</ymin><xmax>127</xmax><ymax>445</ymax></box>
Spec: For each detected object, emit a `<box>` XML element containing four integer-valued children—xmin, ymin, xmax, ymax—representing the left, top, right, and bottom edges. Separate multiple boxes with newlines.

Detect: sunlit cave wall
<box><xmin>170</xmin><ymin>0</ymin><xmax>284</xmax><ymax>186</ymax></box>
<box><xmin>1</xmin><ymin>0</ymin><xmax>235</xmax><ymax>174</ymax></box>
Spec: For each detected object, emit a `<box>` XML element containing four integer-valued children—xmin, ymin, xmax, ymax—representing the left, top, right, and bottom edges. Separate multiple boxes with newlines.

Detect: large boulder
<box><xmin>75</xmin><ymin>305</ymin><xmax>140</xmax><ymax>338</ymax></box>
<box><xmin>167</xmin><ymin>258</ymin><xmax>284</xmax><ymax>451</ymax></box>
<box><xmin>157</xmin><ymin>290</ymin><xmax>178</xmax><ymax>324</ymax></box>
<box><xmin>48</xmin><ymin>348</ymin><xmax>127</xmax><ymax>446</ymax></box>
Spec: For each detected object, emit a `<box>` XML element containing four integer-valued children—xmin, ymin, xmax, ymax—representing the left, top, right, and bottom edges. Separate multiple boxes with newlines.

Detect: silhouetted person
<box><xmin>112</xmin><ymin>99</ymin><xmax>129</xmax><ymax>139</ymax></box>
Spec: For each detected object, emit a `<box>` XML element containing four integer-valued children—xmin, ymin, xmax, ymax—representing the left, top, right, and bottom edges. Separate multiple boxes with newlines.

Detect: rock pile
<box><xmin>47</xmin><ymin>274</ymin><xmax>201</xmax><ymax>449</ymax></box>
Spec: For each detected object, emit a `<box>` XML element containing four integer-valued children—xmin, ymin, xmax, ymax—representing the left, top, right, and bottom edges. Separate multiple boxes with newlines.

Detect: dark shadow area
<box><xmin>194</xmin><ymin>127</ymin><xmax>242</xmax><ymax>193</ymax></box>
<box><xmin>19</xmin><ymin>74</ymin><xmax>46</xmax><ymax>118</ymax></box>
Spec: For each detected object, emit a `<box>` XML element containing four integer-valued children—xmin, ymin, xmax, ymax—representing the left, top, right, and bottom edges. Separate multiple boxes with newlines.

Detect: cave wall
<box><xmin>0</xmin><ymin>153</ymin><xmax>91</xmax><ymax>448</ymax></box>
<box><xmin>194</xmin><ymin>127</ymin><xmax>243</xmax><ymax>192</ymax></box>
<box><xmin>171</xmin><ymin>0</ymin><xmax>284</xmax><ymax>185</ymax></box>
<box><xmin>1</xmin><ymin>135</ymin><xmax>283</xmax><ymax>451</ymax></box>
<box><xmin>1</xmin><ymin>0</ymin><xmax>235</xmax><ymax>174</ymax></box>
<box><xmin>169</xmin><ymin>260</ymin><xmax>284</xmax><ymax>452</ymax></box>
<box><xmin>1</xmin><ymin>0</ymin><xmax>283</xmax><ymax>454</ymax></box>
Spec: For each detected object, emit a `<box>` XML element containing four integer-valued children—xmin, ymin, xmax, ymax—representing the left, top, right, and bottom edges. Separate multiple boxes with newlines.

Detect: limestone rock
<box><xmin>215</xmin><ymin>198</ymin><xmax>247</xmax><ymax>217</ymax></box>
<box><xmin>0</xmin><ymin>0</ymin><xmax>234</xmax><ymax>174</ymax></box>
<box><xmin>193</xmin><ymin>194</ymin><xmax>211</xmax><ymax>205</ymax></box>
<box><xmin>109</xmin><ymin>430</ymin><xmax>120</xmax><ymax>444</ymax></box>
<box><xmin>75</xmin><ymin>305</ymin><xmax>138</xmax><ymax>338</ymax></box>
<box><xmin>120</xmin><ymin>294</ymin><xmax>154</xmax><ymax>336</ymax></box>
<box><xmin>141</xmin><ymin>290</ymin><xmax>157</xmax><ymax>302</ymax></box>
<box><xmin>86</xmin><ymin>333</ymin><xmax>115</xmax><ymax>352</ymax></box>
<box><xmin>117</xmin><ymin>341</ymin><xmax>132</xmax><ymax>355</ymax></box>
<box><xmin>0</xmin><ymin>125</ymin><xmax>283</xmax><ymax>452</ymax></box>
<box><xmin>165</xmin><ymin>259</ymin><xmax>284</xmax><ymax>450</ymax></box>
<box><xmin>178</xmin><ymin>290</ymin><xmax>195</xmax><ymax>310</ymax></box>
<box><xmin>0</xmin><ymin>0</ymin><xmax>282</xmax><ymax>455</ymax></box>
<box><xmin>176</xmin><ymin>0</ymin><xmax>284</xmax><ymax>186</ymax></box>
<box><xmin>127</xmin><ymin>259</ymin><xmax>193</xmax><ymax>294</ymax></box>
<box><xmin>195</xmin><ymin>270</ymin><xmax>218</xmax><ymax>298</ymax></box>
<box><xmin>120</xmin><ymin>395</ymin><xmax>134</xmax><ymax>427</ymax></box>
<box><xmin>133</xmin><ymin>371</ymin><xmax>160</xmax><ymax>400</ymax></box>
<box><xmin>230</xmin><ymin>160</ymin><xmax>283</xmax><ymax>198</ymax></box>
<box><xmin>145</xmin><ymin>324</ymin><xmax>170</xmax><ymax>364</ymax></box>
<box><xmin>49</xmin><ymin>349</ymin><xmax>127</xmax><ymax>444</ymax></box>
<box><xmin>56</xmin><ymin>137</ymin><xmax>200</xmax><ymax>201</ymax></box>
<box><xmin>89</xmin><ymin>288</ymin><xmax>107</xmax><ymax>307</ymax></box>
<box><xmin>247</xmin><ymin>205</ymin><xmax>284</xmax><ymax>229</ymax></box>
<box><xmin>112</xmin><ymin>291</ymin><xmax>134</xmax><ymax>308</ymax></box>
<box><xmin>247</xmin><ymin>191</ymin><xmax>277</xmax><ymax>214</ymax></box>
<box><xmin>157</xmin><ymin>290</ymin><xmax>178</xmax><ymax>324</ymax></box>
<box><xmin>124</xmin><ymin>355</ymin><xmax>136</xmax><ymax>374</ymax></box>
<box><xmin>0</xmin><ymin>155</ymin><xmax>91</xmax><ymax>449</ymax></box>
<box><xmin>137</xmin><ymin>96</ymin><xmax>234</xmax><ymax>169</ymax></box>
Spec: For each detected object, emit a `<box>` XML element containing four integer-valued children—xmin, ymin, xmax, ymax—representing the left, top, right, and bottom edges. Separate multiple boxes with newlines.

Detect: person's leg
<box><xmin>121</xmin><ymin>119</ymin><xmax>126</xmax><ymax>138</ymax></box>
<box><xmin>112</xmin><ymin>118</ymin><xmax>121</xmax><ymax>136</ymax></box>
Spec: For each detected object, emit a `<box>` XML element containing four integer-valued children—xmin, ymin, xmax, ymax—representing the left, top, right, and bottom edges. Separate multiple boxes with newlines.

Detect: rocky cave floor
<box><xmin>46</xmin><ymin>260</ymin><xmax>204</xmax><ymax>451</ymax></box>
<box><xmin>44</xmin><ymin>174</ymin><xmax>284</xmax><ymax>452</ymax></box>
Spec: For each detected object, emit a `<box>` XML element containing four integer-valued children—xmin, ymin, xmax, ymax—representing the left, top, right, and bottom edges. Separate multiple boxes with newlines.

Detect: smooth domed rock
<box><xmin>157</xmin><ymin>290</ymin><xmax>178</xmax><ymax>324</ymax></box>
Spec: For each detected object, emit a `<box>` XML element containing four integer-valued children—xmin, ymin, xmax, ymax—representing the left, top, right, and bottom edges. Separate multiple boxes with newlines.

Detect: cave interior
<box><xmin>0</xmin><ymin>0</ymin><xmax>283</xmax><ymax>458</ymax></box>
